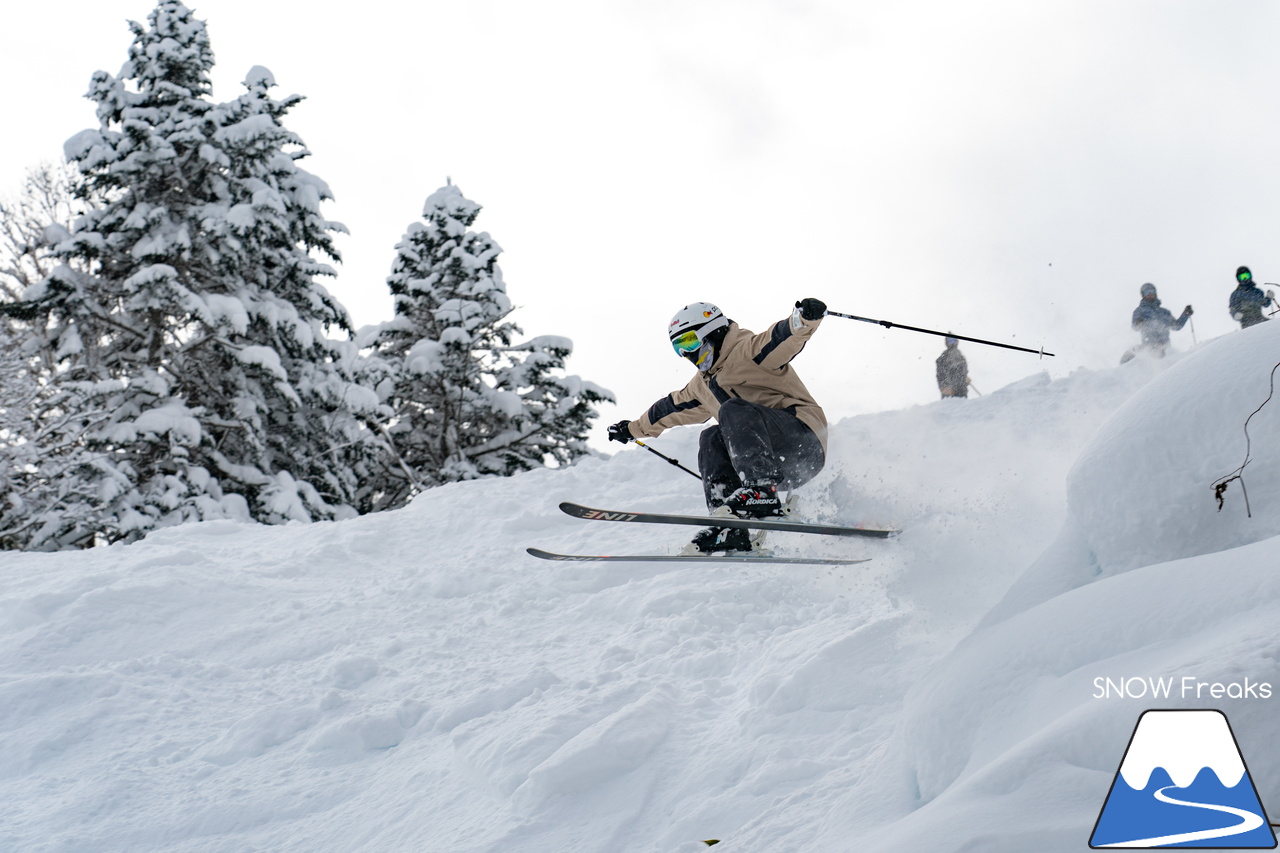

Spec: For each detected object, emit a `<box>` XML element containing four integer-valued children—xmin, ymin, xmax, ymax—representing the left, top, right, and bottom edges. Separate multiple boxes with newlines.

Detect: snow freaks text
<box><xmin>1092</xmin><ymin>676</ymin><xmax>1273</xmax><ymax>700</ymax></box>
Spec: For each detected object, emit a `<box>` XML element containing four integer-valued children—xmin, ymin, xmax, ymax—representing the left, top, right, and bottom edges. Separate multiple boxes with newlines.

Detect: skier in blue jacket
<box><xmin>1121</xmin><ymin>283</ymin><xmax>1191</xmax><ymax>362</ymax></box>
<box><xmin>1229</xmin><ymin>266</ymin><xmax>1275</xmax><ymax>329</ymax></box>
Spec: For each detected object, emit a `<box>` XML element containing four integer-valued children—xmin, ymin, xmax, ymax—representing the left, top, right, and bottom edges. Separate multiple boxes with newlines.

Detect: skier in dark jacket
<box><xmin>936</xmin><ymin>336</ymin><xmax>968</xmax><ymax>398</ymax></box>
<box><xmin>1229</xmin><ymin>266</ymin><xmax>1275</xmax><ymax>329</ymax></box>
<box><xmin>606</xmin><ymin>299</ymin><xmax>828</xmax><ymax>553</ymax></box>
<box><xmin>1124</xmin><ymin>283</ymin><xmax>1192</xmax><ymax>360</ymax></box>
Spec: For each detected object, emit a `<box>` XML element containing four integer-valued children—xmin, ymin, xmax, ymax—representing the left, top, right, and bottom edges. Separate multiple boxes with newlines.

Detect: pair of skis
<box><xmin>526</xmin><ymin>502</ymin><xmax>900</xmax><ymax>566</ymax></box>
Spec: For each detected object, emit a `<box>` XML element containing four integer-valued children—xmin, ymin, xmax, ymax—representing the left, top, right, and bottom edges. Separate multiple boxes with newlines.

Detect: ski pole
<box><xmin>634</xmin><ymin>439</ymin><xmax>701</xmax><ymax>480</ymax></box>
<box><xmin>825</xmin><ymin>309</ymin><xmax>1054</xmax><ymax>357</ymax></box>
<box><xmin>1189</xmin><ymin>316</ymin><xmax>1198</xmax><ymax>347</ymax></box>
<box><xmin>968</xmin><ymin>380</ymin><xmax>982</xmax><ymax>396</ymax></box>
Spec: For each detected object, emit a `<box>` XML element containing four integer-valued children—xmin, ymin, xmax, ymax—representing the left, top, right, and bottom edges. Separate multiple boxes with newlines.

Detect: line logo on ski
<box><xmin>580</xmin><ymin>509</ymin><xmax>641</xmax><ymax>522</ymax></box>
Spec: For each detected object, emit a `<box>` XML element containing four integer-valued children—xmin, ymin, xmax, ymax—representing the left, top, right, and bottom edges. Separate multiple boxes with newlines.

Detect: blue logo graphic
<box><xmin>1091</xmin><ymin>710</ymin><xmax>1276</xmax><ymax>848</ymax></box>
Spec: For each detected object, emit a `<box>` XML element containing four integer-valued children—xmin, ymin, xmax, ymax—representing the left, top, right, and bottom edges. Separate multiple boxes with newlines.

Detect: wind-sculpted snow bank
<box><xmin>1067</xmin><ymin>320</ymin><xmax>1280</xmax><ymax>574</ymax></box>
<box><xmin>853</xmin><ymin>531</ymin><xmax>1280</xmax><ymax>853</ymax></box>
<box><xmin>987</xmin><ymin>323</ymin><xmax>1280</xmax><ymax>623</ymax></box>
<box><xmin>852</xmin><ymin>324</ymin><xmax>1280</xmax><ymax>852</ymax></box>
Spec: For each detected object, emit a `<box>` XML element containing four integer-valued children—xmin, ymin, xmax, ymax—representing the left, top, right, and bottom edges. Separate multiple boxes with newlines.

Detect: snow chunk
<box><xmin>515</xmin><ymin>335</ymin><xmax>573</xmax><ymax>354</ymax></box>
<box><xmin>226</xmin><ymin>203</ymin><xmax>257</xmax><ymax>232</ymax></box>
<box><xmin>131</xmin><ymin>403</ymin><xmax>203</xmax><ymax>445</ymax></box>
<box><xmin>237</xmin><ymin>346</ymin><xmax>287</xmax><ymax>380</ymax></box>
<box><xmin>42</xmin><ymin>223</ymin><xmax>72</xmax><ymax>247</ymax></box>
<box><xmin>423</xmin><ymin>183</ymin><xmax>480</xmax><ymax>223</ymax></box>
<box><xmin>405</xmin><ymin>338</ymin><xmax>445</xmax><ymax>375</ymax></box>
<box><xmin>198</xmin><ymin>143</ymin><xmax>229</xmax><ymax>167</ymax></box>
<box><xmin>63</xmin><ymin>129</ymin><xmax>105</xmax><ymax>163</ymax></box>
<box><xmin>244</xmin><ymin>65</ymin><xmax>276</xmax><ymax>88</ymax></box>
<box><xmin>200</xmin><ymin>294</ymin><xmax>250</xmax><ymax>334</ymax></box>
<box><xmin>219</xmin><ymin>113</ymin><xmax>277</xmax><ymax>145</ymax></box>
<box><xmin>488</xmin><ymin>390</ymin><xmax>524</xmax><ymax>418</ymax></box>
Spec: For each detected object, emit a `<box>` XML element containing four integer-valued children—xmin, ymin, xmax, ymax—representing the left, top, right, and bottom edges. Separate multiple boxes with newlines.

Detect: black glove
<box><xmin>1183</xmin><ymin>305</ymin><xmax>1193</xmax><ymax>316</ymax></box>
<box><xmin>607</xmin><ymin>420</ymin><xmax>634</xmax><ymax>444</ymax></box>
<box><xmin>796</xmin><ymin>298</ymin><xmax>827</xmax><ymax>321</ymax></box>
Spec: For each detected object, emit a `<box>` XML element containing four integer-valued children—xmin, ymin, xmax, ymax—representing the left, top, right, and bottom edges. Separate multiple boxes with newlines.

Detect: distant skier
<box><xmin>936</xmin><ymin>336</ymin><xmax>969</xmax><ymax>398</ymax></box>
<box><xmin>1229</xmin><ymin>266</ymin><xmax>1275</xmax><ymax>329</ymax></box>
<box><xmin>1120</xmin><ymin>282</ymin><xmax>1192</xmax><ymax>362</ymax></box>
<box><xmin>606</xmin><ymin>299</ymin><xmax>828</xmax><ymax>553</ymax></box>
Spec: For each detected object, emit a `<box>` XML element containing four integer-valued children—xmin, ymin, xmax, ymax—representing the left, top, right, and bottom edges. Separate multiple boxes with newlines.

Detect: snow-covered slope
<box><xmin>2</xmin><ymin>323</ymin><xmax>1278</xmax><ymax>852</ymax></box>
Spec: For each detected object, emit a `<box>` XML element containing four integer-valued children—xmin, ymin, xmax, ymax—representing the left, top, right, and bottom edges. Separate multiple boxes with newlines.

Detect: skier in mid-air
<box><xmin>1121</xmin><ymin>282</ymin><xmax>1192</xmax><ymax>362</ymax></box>
<box><xmin>607</xmin><ymin>299</ymin><xmax>828</xmax><ymax>554</ymax></box>
<box><xmin>1229</xmin><ymin>266</ymin><xmax>1275</xmax><ymax>329</ymax></box>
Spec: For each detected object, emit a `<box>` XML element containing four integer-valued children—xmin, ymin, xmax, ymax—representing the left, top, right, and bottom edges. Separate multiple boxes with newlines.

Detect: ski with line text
<box><xmin>557</xmin><ymin>501</ymin><xmax>900</xmax><ymax>538</ymax></box>
<box><xmin>526</xmin><ymin>547</ymin><xmax>869</xmax><ymax>566</ymax></box>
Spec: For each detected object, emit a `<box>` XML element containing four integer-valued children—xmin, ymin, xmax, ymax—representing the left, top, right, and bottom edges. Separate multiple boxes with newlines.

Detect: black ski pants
<box><xmin>698</xmin><ymin>398</ymin><xmax>825</xmax><ymax>509</ymax></box>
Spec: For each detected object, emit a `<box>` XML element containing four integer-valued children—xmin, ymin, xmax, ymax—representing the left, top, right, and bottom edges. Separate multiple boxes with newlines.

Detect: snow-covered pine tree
<box><xmin>202</xmin><ymin>65</ymin><xmax>387</xmax><ymax>521</ymax></box>
<box><xmin>12</xmin><ymin>0</ymin><xmax>244</xmax><ymax>546</ymax></box>
<box><xmin>14</xmin><ymin>0</ymin><xmax>383</xmax><ymax>546</ymax></box>
<box><xmin>371</xmin><ymin>183</ymin><xmax>612</xmax><ymax>508</ymax></box>
<box><xmin>486</xmin><ymin>333</ymin><xmax>613</xmax><ymax>474</ymax></box>
<box><xmin>0</xmin><ymin>164</ymin><xmax>100</xmax><ymax>549</ymax></box>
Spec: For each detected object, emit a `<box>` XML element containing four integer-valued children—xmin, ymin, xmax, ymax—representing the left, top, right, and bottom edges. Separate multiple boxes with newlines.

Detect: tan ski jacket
<box><xmin>626</xmin><ymin>310</ymin><xmax>827</xmax><ymax>451</ymax></box>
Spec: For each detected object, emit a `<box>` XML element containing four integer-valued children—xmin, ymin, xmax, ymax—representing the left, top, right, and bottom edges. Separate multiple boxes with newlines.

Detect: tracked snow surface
<box><xmin>3</xmin><ymin>322</ymin><xmax>1279</xmax><ymax>852</ymax></box>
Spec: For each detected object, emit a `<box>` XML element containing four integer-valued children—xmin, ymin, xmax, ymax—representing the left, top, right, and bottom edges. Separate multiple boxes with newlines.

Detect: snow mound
<box><xmin>1067</xmin><ymin>320</ymin><xmax>1280</xmax><ymax>574</ymax></box>
<box><xmin>985</xmin><ymin>323</ymin><xmax>1280</xmax><ymax>624</ymax></box>
<box><xmin>859</xmin><ymin>532</ymin><xmax>1280</xmax><ymax>853</ymax></box>
<box><xmin>855</xmin><ymin>323</ymin><xmax>1280</xmax><ymax>852</ymax></box>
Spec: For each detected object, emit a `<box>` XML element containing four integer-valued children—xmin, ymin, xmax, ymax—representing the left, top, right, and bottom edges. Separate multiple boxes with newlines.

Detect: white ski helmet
<box><xmin>668</xmin><ymin>302</ymin><xmax>729</xmax><ymax>371</ymax></box>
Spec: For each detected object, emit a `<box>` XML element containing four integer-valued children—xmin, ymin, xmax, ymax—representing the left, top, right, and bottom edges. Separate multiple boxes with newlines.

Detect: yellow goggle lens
<box><xmin>671</xmin><ymin>330</ymin><xmax>702</xmax><ymax>354</ymax></box>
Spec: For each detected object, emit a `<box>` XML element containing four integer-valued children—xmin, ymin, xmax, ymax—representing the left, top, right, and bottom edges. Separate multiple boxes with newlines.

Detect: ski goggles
<box><xmin>671</xmin><ymin>329</ymin><xmax>704</xmax><ymax>355</ymax></box>
<box><xmin>1239</xmin><ymin>270</ymin><xmax>1253</xmax><ymax>283</ymax></box>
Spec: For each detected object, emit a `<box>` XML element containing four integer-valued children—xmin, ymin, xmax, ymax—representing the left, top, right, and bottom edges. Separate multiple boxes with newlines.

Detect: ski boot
<box><xmin>680</xmin><ymin>525</ymin><xmax>769</xmax><ymax>556</ymax></box>
<box><xmin>714</xmin><ymin>480</ymin><xmax>784</xmax><ymax>519</ymax></box>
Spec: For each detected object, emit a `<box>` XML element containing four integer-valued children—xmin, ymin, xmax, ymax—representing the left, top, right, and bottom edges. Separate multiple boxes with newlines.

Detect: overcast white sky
<box><xmin>4</xmin><ymin>1</ymin><xmax>1280</xmax><ymax>451</ymax></box>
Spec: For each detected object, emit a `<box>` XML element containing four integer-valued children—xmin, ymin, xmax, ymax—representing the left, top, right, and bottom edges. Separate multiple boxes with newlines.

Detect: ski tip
<box><xmin>527</xmin><ymin>547</ymin><xmax>579</xmax><ymax>561</ymax></box>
